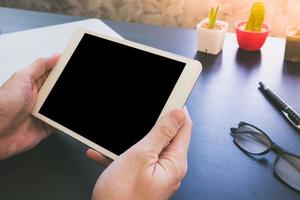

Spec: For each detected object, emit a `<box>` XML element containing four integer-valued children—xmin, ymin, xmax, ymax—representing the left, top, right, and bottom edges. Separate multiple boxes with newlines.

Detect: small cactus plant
<box><xmin>207</xmin><ymin>6</ymin><xmax>219</xmax><ymax>29</ymax></box>
<box><xmin>245</xmin><ymin>2</ymin><xmax>265</xmax><ymax>32</ymax></box>
<box><xmin>197</xmin><ymin>5</ymin><xmax>228</xmax><ymax>54</ymax></box>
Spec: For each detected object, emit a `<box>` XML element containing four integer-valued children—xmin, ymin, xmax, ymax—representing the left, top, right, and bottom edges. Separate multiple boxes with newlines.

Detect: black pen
<box><xmin>259</xmin><ymin>81</ymin><xmax>300</xmax><ymax>130</ymax></box>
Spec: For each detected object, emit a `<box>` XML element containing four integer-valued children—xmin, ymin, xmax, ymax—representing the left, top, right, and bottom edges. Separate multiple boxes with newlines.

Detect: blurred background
<box><xmin>0</xmin><ymin>0</ymin><xmax>299</xmax><ymax>37</ymax></box>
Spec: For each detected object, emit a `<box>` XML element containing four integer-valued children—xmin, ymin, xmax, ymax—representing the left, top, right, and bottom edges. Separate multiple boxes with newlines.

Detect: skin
<box><xmin>88</xmin><ymin>109</ymin><xmax>192</xmax><ymax>200</ymax></box>
<box><xmin>0</xmin><ymin>54</ymin><xmax>60</xmax><ymax>159</ymax></box>
<box><xmin>0</xmin><ymin>55</ymin><xmax>193</xmax><ymax>200</ymax></box>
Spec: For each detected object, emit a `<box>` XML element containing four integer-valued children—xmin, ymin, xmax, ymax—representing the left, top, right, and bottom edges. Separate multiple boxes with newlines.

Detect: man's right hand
<box><xmin>88</xmin><ymin>109</ymin><xmax>193</xmax><ymax>200</ymax></box>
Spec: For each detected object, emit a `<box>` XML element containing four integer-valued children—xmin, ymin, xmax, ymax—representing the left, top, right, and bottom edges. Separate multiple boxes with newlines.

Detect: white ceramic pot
<box><xmin>196</xmin><ymin>18</ymin><xmax>229</xmax><ymax>55</ymax></box>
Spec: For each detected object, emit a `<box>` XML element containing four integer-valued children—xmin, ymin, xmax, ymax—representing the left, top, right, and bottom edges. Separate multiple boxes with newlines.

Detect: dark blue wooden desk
<box><xmin>0</xmin><ymin>6</ymin><xmax>299</xmax><ymax>200</ymax></box>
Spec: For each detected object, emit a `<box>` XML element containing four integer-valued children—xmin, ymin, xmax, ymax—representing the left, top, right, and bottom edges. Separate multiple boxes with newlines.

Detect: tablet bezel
<box><xmin>32</xmin><ymin>28</ymin><xmax>202</xmax><ymax>160</ymax></box>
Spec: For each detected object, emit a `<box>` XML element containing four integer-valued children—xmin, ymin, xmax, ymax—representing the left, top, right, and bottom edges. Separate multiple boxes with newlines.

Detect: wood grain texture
<box><xmin>0</xmin><ymin>7</ymin><xmax>299</xmax><ymax>200</ymax></box>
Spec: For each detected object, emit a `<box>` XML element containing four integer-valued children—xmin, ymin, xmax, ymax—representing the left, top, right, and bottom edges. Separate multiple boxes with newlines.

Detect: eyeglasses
<box><xmin>230</xmin><ymin>122</ymin><xmax>300</xmax><ymax>191</ymax></box>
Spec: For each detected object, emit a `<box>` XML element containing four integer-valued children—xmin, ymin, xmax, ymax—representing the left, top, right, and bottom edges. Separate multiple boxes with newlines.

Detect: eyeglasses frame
<box><xmin>230</xmin><ymin>121</ymin><xmax>300</xmax><ymax>192</ymax></box>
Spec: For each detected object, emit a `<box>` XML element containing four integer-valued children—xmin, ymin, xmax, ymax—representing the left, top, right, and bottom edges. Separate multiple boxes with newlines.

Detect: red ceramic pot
<box><xmin>236</xmin><ymin>21</ymin><xmax>270</xmax><ymax>51</ymax></box>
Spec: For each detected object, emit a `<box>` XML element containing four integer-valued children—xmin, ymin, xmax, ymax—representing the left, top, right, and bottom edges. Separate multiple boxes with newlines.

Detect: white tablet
<box><xmin>32</xmin><ymin>28</ymin><xmax>201</xmax><ymax>160</ymax></box>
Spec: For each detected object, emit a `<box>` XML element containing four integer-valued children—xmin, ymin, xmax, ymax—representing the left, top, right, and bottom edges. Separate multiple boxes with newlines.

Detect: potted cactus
<box><xmin>196</xmin><ymin>6</ymin><xmax>229</xmax><ymax>55</ymax></box>
<box><xmin>236</xmin><ymin>2</ymin><xmax>271</xmax><ymax>51</ymax></box>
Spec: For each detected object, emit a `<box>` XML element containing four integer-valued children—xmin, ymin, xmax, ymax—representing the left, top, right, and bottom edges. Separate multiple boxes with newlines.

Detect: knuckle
<box><xmin>131</xmin><ymin>144</ymin><xmax>158</xmax><ymax>163</ymax></box>
<box><xmin>162</xmin><ymin>153</ymin><xmax>187</xmax><ymax>181</ymax></box>
<box><xmin>174</xmin><ymin>165</ymin><xmax>187</xmax><ymax>182</ymax></box>
<box><xmin>11</xmin><ymin>70</ymin><xmax>31</xmax><ymax>84</ymax></box>
<box><xmin>158</xmin><ymin>125</ymin><xmax>173</xmax><ymax>141</ymax></box>
<box><xmin>179</xmin><ymin>161</ymin><xmax>188</xmax><ymax>178</ymax></box>
<box><xmin>156</xmin><ymin>120</ymin><xmax>177</xmax><ymax>141</ymax></box>
<box><xmin>34</xmin><ymin>58</ymin><xmax>45</xmax><ymax>66</ymax></box>
<box><xmin>172</xmin><ymin>181</ymin><xmax>181</xmax><ymax>193</ymax></box>
<box><xmin>171</xmin><ymin>156</ymin><xmax>188</xmax><ymax>180</ymax></box>
<box><xmin>12</xmin><ymin>70</ymin><xmax>25</xmax><ymax>79</ymax></box>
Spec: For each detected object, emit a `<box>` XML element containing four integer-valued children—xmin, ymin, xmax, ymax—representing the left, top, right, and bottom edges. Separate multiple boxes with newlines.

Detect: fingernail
<box><xmin>169</xmin><ymin>109</ymin><xmax>185</xmax><ymax>126</ymax></box>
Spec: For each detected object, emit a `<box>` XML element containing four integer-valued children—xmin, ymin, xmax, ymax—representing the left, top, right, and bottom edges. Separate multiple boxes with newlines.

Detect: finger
<box><xmin>140</xmin><ymin>109</ymin><xmax>185</xmax><ymax>155</ymax></box>
<box><xmin>25</xmin><ymin>53</ymin><xmax>60</xmax><ymax>83</ymax></box>
<box><xmin>154</xmin><ymin>110</ymin><xmax>192</xmax><ymax>180</ymax></box>
<box><xmin>164</xmin><ymin>108</ymin><xmax>193</xmax><ymax>159</ymax></box>
<box><xmin>21</xmin><ymin>117</ymin><xmax>55</xmax><ymax>151</ymax></box>
<box><xmin>36</xmin><ymin>71</ymin><xmax>50</xmax><ymax>90</ymax></box>
<box><xmin>86</xmin><ymin>149</ymin><xmax>113</xmax><ymax>167</ymax></box>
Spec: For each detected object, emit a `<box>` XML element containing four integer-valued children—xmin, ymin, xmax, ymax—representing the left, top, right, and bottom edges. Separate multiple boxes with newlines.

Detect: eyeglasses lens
<box><xmin>234</xmin><ymin>125</ymin><xmax>272</xmax><ymax>154</ymax></box>
<box><xmin>275</xmin><ymin>153</ymin><xmax>300</xmax><ymax>191</ymax></box>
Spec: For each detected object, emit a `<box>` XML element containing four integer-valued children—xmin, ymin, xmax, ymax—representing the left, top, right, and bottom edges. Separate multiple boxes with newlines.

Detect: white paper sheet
<box><xmin>0</xmin><ymin>18</ymin><xmax>123</xmax><ymax>85</ymax></box>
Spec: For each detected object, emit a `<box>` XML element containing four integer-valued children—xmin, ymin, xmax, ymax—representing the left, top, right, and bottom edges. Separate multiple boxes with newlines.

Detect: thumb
<box><xmin>141</xmin><ymin>109</ymin><xmax>185</xmax><ymax>154</ymax></box>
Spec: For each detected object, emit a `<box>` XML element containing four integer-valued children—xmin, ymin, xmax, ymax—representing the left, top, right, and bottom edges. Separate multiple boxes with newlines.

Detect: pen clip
<box><xmin>282</xmin><ymin>111</ymin><xmax>300</xmax><ymax>130</ymax></box>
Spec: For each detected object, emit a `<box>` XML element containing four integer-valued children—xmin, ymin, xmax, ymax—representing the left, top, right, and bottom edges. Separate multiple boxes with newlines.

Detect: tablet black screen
<box><xmin>39</xmin><ymin>33</ymin><xmax>185</xmax><ymax>155</ymax></box>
